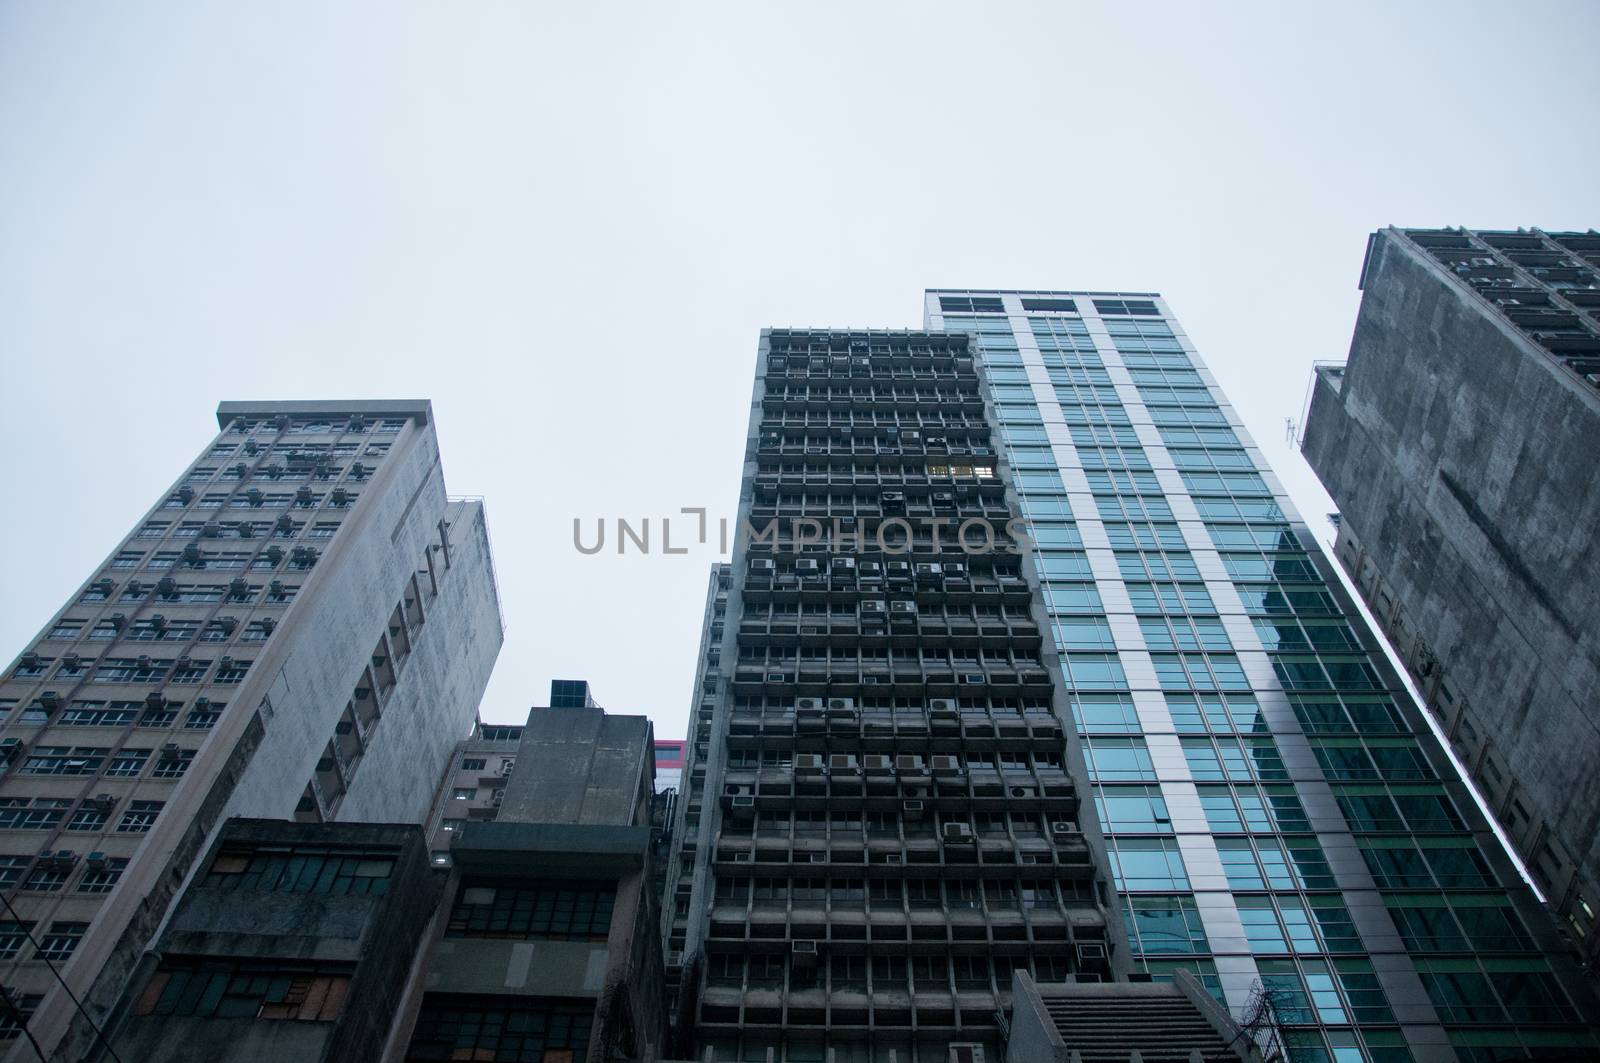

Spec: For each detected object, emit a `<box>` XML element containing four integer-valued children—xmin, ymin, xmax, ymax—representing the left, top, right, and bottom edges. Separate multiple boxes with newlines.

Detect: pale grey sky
<box><xmin>2</xmin><ymin>2</ymin><xmax>1596</xmax><ymax>738</ymax></box>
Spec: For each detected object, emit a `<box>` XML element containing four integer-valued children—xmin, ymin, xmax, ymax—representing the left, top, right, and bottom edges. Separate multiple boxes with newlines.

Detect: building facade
<box><xmin>1301</xmin><ymin>227</ymin><xmax>1600</xmax><ymax>966</ymax></box>
<box><xmin>0</xmin><ymin>400</ymin><xmax>503</xmax><ymax>1060</ymax></box>
<box><xmin>922</xmin><ymin>290</ymin><xmax>1597</xmax><ymax>1062</ymax></box>
<box><xmin>388</xmin><ymin>697</ymin><xmax>668</xmax><ymax>1063</ymax></box>
<box><xmin>109</xmin><ymin>818</ymin><xmax>440</xmax><ymax>1063</ymax></box>
<box><xmin>667</xmin><ymin>331</ymin><xmax>1124</xmax><ymax>1063</ymax></box>
<box><xmin>660</xmin><ymin>563</ymin><xmax>730</xmax><ymax>1009</ymax></box>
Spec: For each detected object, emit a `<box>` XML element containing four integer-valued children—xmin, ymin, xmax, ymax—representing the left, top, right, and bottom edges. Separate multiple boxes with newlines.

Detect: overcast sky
<box><xmin>2</xmin><ymin>2</ymin><xmax>1596</xmax><ymax>738</ymax></box>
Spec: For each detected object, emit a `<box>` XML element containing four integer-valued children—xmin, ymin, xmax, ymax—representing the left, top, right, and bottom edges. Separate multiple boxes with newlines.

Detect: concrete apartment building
<box><xmin>388</xmin><ymin>691</ymin><xmax>669</xmax><ymax>1063</ymax></box>
<box><xmin>920</xmin><ymin>289</ymin><xmax>1598</xmax><ymax>1062</ymax></box>
<box><xmin>1301</xmin><ymin>227</ymin><xmax>1600</xmax><ymax>967</ymax></box>
<box><xmin>0</xmin><ymin>400</ymin><xmax>503</xmax><ymax>1061</ymax></box>
<box><xmin>665</xmin><ymin>328</ymin><xmax>1125</xmax><ymax>1063</ymax></box>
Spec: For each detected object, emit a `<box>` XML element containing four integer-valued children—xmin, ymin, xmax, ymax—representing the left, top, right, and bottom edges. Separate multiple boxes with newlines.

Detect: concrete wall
<box><xmin>1303</xmin><ymin>230</ymin><xmax>1600</xmax><ymax>956</ymax></box>
<box><xmin>501</xmin><ymin>709</ymin><xmax>653</xmax><ymax>827</ymax></box>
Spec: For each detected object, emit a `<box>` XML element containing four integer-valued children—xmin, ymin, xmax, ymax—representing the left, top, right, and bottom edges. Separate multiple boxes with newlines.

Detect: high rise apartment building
<box><xmin>665</xmin><ymin>293</ymin><xmax>1600</xmax><ymax>1063</ymax></box>
<box><xmin>921</xmin><ymin>290</ymin><xmax>1597</xmax><ymax>1062</ymax></box>
<box><xmin>0</xmin><ymin>400</ymin><xmax>503</xmax><ymax>1061</ymax></box>
<box><xmin>667</xmin><ymin>331</ymin><xmax>1123</xmax><ymax>1063</ymax></box>
<box><xmin>1301</xmin><ymin>227</ymin><xmax>1600</xmax><ymax>965</ymax></box>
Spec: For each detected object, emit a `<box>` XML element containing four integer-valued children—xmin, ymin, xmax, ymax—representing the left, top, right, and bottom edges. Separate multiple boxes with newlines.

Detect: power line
<box><xmin>0</xmin><ymin>890</ymin><xmax>126</xmax><ymax>1063</ymax></box>
<box><xmin>0</xmin><ymin>983</ymin><xmax>46</xmax><ymax>1061</ymax></box>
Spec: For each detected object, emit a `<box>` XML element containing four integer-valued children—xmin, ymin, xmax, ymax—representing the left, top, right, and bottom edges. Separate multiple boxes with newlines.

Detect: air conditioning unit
<box><xmin>40</xmin><ymin>850</ymin><xmax>77</xmax><ymax>868</ymax></box>
<box><xmin>863</xmin><ymin>754</ymin><xmax>893</xmax><ymax>774</ymax></box>
<box><xmin>749</xmin><ymin>558</ymin><xmax>776</xmax><ymax>574</ymax></box>
<box><xmin>826</xmin><ymin>697</ymin><xmax>855</xmax><ymax>712</ymax></box>
<box><xmin>91</xmin><ymin>793</ymin><xmax>116</xmax><ymax>809</ymax></box>
<box><xmin>941</xmin><ymin>822</ymin><xmax>974</xmax><ymax>844</ymax></box>
<box><xmin>807</xmin><ymin>852</ymin><xmax>829</xmax><ymax>864</ymax></box>
<box><xmin>858</xmin><ymin>561</ymin><xmax>883</xmax><ymax>578</ymax></box>
<box><xmin>944</xmin><ymin>563</ymin><xmax>968</xmax><ymax>580</ymax></box>
<box><xmin>929</xmin><ymin>699</ymin><xmax>958</xmax><ymax>716</ymax></box>
<box><xmin>160</xmin><ymin>743</ymin><xmax>182</xmax><ymax>758</ymax></box>
<box><xmin>795</xmin><ymin>697</ymin><xmax>823</xmax><ymax>715</ymax></box>
<box><xmin>794</xmin><ymin>559</ymin><xmax>820</xmax><ymax>575</ymax></box>
<box><xmin>39</xmin><ymin>691</ymin><xmax>60</xmax><ymax>708</ymax></box>
<box><xmin>1051</xmin><ymin>821</ymin><xmax>1080</xmax><ymax>836</ymax></box>
<box><xmin>901</xmin><ymin>800</ymin><xmax>925</xmax><ymax>818</ymax></box>
<box><xmin>890</xmin><ymin>601</ymin><xmax>917</xmax><ymax>615</ymax></box>
<box><xmin>831</xmin><ymin>556</ymin><xmax>856</xmax><ymax>573</ymax></box>
<box><xmin>732</xmin><ymin>852</ymin><xmax>754</xmax><ymax>864</ymax></box>
<box><xmin>932</xmin><ymin>491</ymin><xmax>955</xmax><ymax>504</ymax></box>
<box><xmin>829</xmin><ymin>754</ymin><xmax>858</xmax><ymax>773</ymax></box>
<box><xmin>794</xmin><ymin>753</ymin><xmax>825</xmax><ymax>774</ymax></box>
<box><xmin>1010</xmin><ymin>786</ymin><xmax>1037</xmax><ymax>798</ymax></box>
<box><xmin>882</xmin><ymin>491</ymin><xmax>905</xmax><ymax>505</ymax></box>
<box><xmin>895</xmin><ymin>755</ymin><xmax>925</xmax><ymax>774</ymax></box>
<box><xmin>860</xmin><ymin>600</ymin><xmax>887</xmax><ymax>616</ymax></box>
<box><xmin>144</xmin><ymin>693</ymin><xmax>166</xmax><ymax>710</ymax></box>
<box><xmin>915</xmin><ymin>563</ymin><xmax>943</xmax><ymax>581</ymax></box>
<box><xmin>931</xmin><ymin>755</ymin><xmax>963</xmax><ymax>775</ymax></box>
<box><xmin>792</xmin><ymin>940</ymin><xmax>819</xmax><ymax>965</ymax></box>
<box><xmin>730</xmin><ymin>794</ymin><xmax>756</xmax><ymax>812</ymax></box>
<box><xmin>85</xmin><ymin>851</ymin><xmax>109</xmax><ymax>870</ymax></box>
<box><xmin>885</xmin><ymin>561</ymin><xmax>911</xmax><ymax>578</ymax></box>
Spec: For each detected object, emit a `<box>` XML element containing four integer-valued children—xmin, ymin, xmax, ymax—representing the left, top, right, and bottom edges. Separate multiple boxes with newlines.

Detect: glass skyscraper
<box><xmin>923</xmin><ymin>290</ymin><xmax>1597</xmax><ymax>1062</ymax></box>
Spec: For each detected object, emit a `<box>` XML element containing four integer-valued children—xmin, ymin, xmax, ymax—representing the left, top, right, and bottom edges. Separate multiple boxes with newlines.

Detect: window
<box><xmin>406</xmin><ymin>1000</ymin><xmax>591</xmax><ymax>1062</ymax></box>
<box><xmin>78</xmin><ymin>860</ymin><xmax>128</xmax><ymax>893</ymax></box>
<box><xmin>1124</xmin><ymin>895</ymin><xmax>1209</xmax><ymax>954</ymax></box>
<box><xmin>1094</xmin><ymin>299</ymin><xmax>1159</xmax><ymax>316</ymax></box>
<box><xmin>67</xmin><ymin>808</ymin><xmax>108</xmax><ymax>832</ymax></box>
<box><xmin>1083</xmin><ymin>738</ymin><xmax>1156</xmax><ymax>782</ymax></box>
<box><xmin>0</xmin><ymin>921</ymin><xmax>35</xmax><ymax>960</ymax></box>
<box><xmin>0</xmin><ymin>857</ymin><xmax>29</xmax><ymax>889</ymax></box>
<box><xmin>152</xmin><ymin>748</ymin><xmax>195</xmax><ymax>778</ymax></box>
<box><xmin>446</xmin><ymin>879</ymin><xmax>616</xmax><ymax>941</ymax></box>
<box><xmin>33</xmin><ymin>921</ymin><xmax>87</xmax><ymax>961</ymax></box>
<box><xmin>21</xmin><ymin>746</ymin><xmax>106</xmax><ymax>776</ymax></box>
<box><xmin>203</xmin><ymin>845</ymin><xmax>395</xmax><ymax>895</ymax></box>
<box><xmin>1062</xmin><ymin>654</ymin><xmax>1128</xmax><ymax>691</ymax></box>
<box><xmin>0</xmin><ymin>799</ymin><xmax>71</xmax><ymax>830</ymax></box>
<box><xmin>214</xmin><ymin>660</ymin><xmax>252</xmax><ymax>683</ymax></box>
<box><xmin>1072</xmin><ymin>694</ymin><xmax>1140</xmax><ymax>734</ymax></box>
<box><xmin>105</xmin><ymin>749</ymin><xmax>150</xmax><ymax>777</ymax></box>
<box><xmin>1108</xmin><ymin>839</ymin><xmax>1189</xmax><ymax>891</ymax></box>
<box><xmin>117</xmin><ymin>800</ymin><xmax>164</xmax><ymax>833</ymax></box>
<box><xmin>1094</xmin><ymin>784</ymin><xmax>1171</xmax><ymax>832</ymax></box>
<box><xmin>134</xmin><ymin>959</ymin><xmax>352</xmax><ymax>1021</ymax></box>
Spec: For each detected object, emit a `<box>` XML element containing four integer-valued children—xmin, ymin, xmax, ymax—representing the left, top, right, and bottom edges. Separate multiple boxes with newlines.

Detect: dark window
<box><xmin>939</xmin><ymin>296</ymin><xmax>1005</xmax><ymax>314</ymax></box>
<box><xmin>0</xmin><ymin>993</ymin><xmax>42</xmax><ymax>1040</ymax></box>
<box><xmin>202</xmin><ymin>845</ymin><xmax>395</xmax><ymax>895</ymax></box>
<box><xmin>1021</xmin><ymin>297</ymin><xmax>1078</xmax><ymax>313</ymax></box>
<box><xmin>1093</xmin><ymin>299</ymin><xmax>1159</xmax><ymax>316</ymax></box>
<box><xmin>447</xmin><ymin>879</ymin><xmax>615</xmax><ymax>941</ymax></box>
<box><xmin>134</xmin><ymin>959</ymin><xmax>352</xmax><ymax>1021</ymax></box>
<box><xmin>406</xmin><ymin>998</ymin><xmax>592</xmax><ymax>1062</ymax></box>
